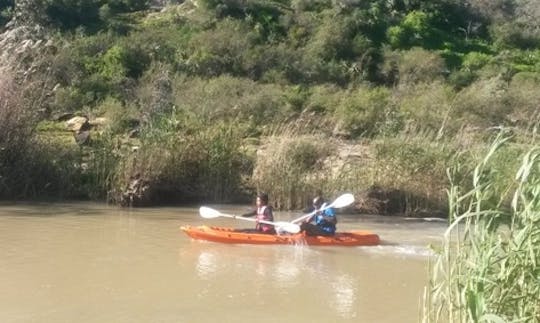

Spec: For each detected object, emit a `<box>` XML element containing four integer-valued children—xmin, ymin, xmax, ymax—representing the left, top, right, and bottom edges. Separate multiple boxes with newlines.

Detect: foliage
<box><xmin>43</xmin><ymin>0</ymin><xmax>103</xmax><ymax>30</ymax></box>
<box><xmin>423</xmin><ymin>132</ymin><xmax>540</xmax><ymax>322</ymax></box>
<box><xmin>387</xmin><ymin>11</ymin><xmax>435</xmax><ymax>49</ymax></box>
<box><xmin>3</xmin><ymin>0</ymin><xmax>540</xmax><ymax>209</ymax></box>
<box><xmin>371</xmin><ymin>135</ymin><xmax>455</xmax><ymax>214</ymax></box>
<box><xmin>109</xmin><ymin>111</ymin><xmax>248</xmax><ymax>204</ymax></box>
<box><xmin>170</xmin><ymin>75</ymin><xmax>288</xmax><ymax>127</ymax></box>
<box><xmin>0</xmin><ymin>0</ymin><xmax>13</xmax><ymax>26</ymax></box>
<box><xmin>397</xmin><ymin>47</ymin><xmax>447</xmax><ymax>86</ymax></box>
<box><xmin>397</xmin><ymin>82</ymin><xmax>454</xmax><ymax>134</ymax></box>
<box><xmin>251</xmin><ymin>130</ymin><xmax>334</xmax><ymax>209</ymax></box>
<box><xmin>334</xmin><ymin>86</ymin><xmax>399</xmax><ymax>138</ymax></box>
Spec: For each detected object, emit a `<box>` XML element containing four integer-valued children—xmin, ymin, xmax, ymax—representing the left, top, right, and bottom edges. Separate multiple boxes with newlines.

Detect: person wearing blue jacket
<box><xmin>300</xmin><ymin>196</ymin><xmax>337</xmax><ymax>236</ymax></box>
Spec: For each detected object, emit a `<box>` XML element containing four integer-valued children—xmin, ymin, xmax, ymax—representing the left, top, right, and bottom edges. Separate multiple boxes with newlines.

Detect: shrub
<box><xmin>398</xmin><ymin>82</ymin><xmax>456</xmax><ymax>135</ymax></box>
<box><xmin>369</xmin><ymin>135</ymin><xmax>455</xmax><ymax>214</ymax></box>
<box><xmin>507</xmin><ymin>73</ymin><xmax>540</xmax><ymax>129</ymax></box>
<box><xmin>333</xmin><ymin>86</ymin><xmax>399</xmax><ymax>138</ymax></box>
<box><xmin>181</xmin><ymin>18</ymin><xmax>255</xmax><ymax>76</ymax></box>
<box><xmin>171</xmin><ymin>75</ymin><xmax>288</xmax><ymax>126</ymax></box>
<box><xmin>109</xmin><ymin>115</ymin><xmax>248</xmax><ymax>205</ymax></box>
<box><xmin>461</xmin><ymin>51</ymin><xmax>492</xmax><ymax>71</ymax></box>
<box><xmin>44</xmin><ymin>0</ymin><xmax>102</xmax><ymax>30</ymax></box>
<box><xmin>0</xmin><ymin>71</ymin><xmax>84</xmax><ymax>198</ymax></box>
<box><xmin>0</xmin><ymin>0</ymin><xmax>13</xmax><ymax>26</ymax></box>
<box><xmin>251</xmin><ymin>132</ymin><xmax>335</xmax><ymax>209</ymax></box>
<box><xmin>100</xmin><ymin>44</ymin><xmax>150</xmax><ymax>79</ymax></box>
<box><xmin>451</xmin><ymin>77</ymin><xmax>511</xmax><ymax>128</ymax></box>
<box><xmin>387</xmin><ymin>11</ymin><xmax>438</xmax><ymax>49</ymax></box>
<box><xmin>396</xmin><ymin>47</ymin><xmax>447</xmax><ymax>86</ymax></box>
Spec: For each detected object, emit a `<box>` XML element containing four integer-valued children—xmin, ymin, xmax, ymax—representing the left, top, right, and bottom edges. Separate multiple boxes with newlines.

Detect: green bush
<box><xmin>44</xmin><ymin>0</ymin><xmax>102</xmax><ymax>30</ymax></box>
<box><xmin>171</xmin><ymin>75</ymin><xmax>288</xmax><ymax>126</ymax></box>
<box><xmin>181</xmin><ymin>18</ymin><xmax>255</xmax><ymax>76</ymax></box>
<box><xmin>387</xmin><ymin>11</ymin><xmax>438</xmax><ymax>49</ymax></box>
<box><xmin>304</xmin><ymin>84</ymin><xmax>343</xmax><ymax>115</ymax></box>
<box><xmin>398</xmin><ymin>82</ymin><xmax>455</xmax><ymax>134</ymax></box>
<box><xmin>447</xmin><ymin>69</ymin><xmax>476</xmax><ymax>89</ymax></box>
<box><xmin>0</xmin><ymin>0</ymin><xmax>13</xmax><ymax>26</ymax></box>
<box><xmin>461</xmin><ymin>51</ymin><xmax>492</xmax><ymax>71</ymax></box>
<box><xmin>334</xmin><ymin>86</ymin><xmax>399</xmax><ymax>138</ymax></box>
<box><xmin>100</xmin><ymin>44</ymin><xmax>150</xmax><ymax>79</ymax></box>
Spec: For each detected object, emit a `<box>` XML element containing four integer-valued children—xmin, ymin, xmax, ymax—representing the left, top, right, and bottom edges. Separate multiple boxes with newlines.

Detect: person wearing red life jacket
<box><xmin>241</xmin><ymin>192</ymin><xmax>276</xmax><ymax>234</ymax></box>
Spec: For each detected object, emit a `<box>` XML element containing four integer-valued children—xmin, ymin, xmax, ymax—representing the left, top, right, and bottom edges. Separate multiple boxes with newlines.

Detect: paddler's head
<box><xmin>256</xmin><ymin>192</ymin><xmax>269</xmax><ymax>207</ymax></box>
<box><xmin>313</xmin><ymin>196</ymin><xmax>324</xmax><ymax>209</ymax></box>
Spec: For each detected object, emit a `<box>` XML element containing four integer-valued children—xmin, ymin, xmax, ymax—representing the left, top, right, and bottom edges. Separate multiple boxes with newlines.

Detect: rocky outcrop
<box><xmin>64</xmin><ymin>116</ymin><xmax>110</xmax><ymax>146</ymax></box>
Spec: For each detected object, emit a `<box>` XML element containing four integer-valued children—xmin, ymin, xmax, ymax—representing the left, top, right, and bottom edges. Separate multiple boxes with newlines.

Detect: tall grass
<box><xmin>0</xmin><ymin>71</ymin><xmax>43</xmax><ymax>197</ymax></box>
<box><xmin>109</xmin><ymin>110</ymin><xmax>248</xmax><ymax>205</ymax></box>
<box><xmin>423</xmin><ymin>132</ymin><xmax>540</xmax><ymax>322</ymax></box>
<box><xmin>251</xmin><ymin>123</ymin><xmax>336</xmax><ymax>209</ymax></box>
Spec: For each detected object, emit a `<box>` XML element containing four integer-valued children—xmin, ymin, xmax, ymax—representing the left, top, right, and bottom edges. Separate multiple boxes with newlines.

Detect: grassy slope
<box><xmin>1</xmin><ymin>0</ymin><xmax>539</xmax><ymax>213</ymax></box>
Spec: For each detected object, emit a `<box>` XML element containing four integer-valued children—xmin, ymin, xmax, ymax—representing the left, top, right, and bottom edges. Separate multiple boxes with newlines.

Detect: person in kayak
<box><xmin>300</xmin><ymin>196</ymin><xmax>337</xmax><ymax>236</ymax></box>
<box><xmin>241</xmin><ymin>192</ymin><xmax>276</xmax><ymax>234</ymax></box>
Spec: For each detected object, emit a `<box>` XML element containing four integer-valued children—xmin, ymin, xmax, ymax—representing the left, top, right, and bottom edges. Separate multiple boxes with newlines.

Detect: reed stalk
<box><xmin>423</xmin><ymin>131</ymin><xmax>540</xmax><ymax>322</ymax></box>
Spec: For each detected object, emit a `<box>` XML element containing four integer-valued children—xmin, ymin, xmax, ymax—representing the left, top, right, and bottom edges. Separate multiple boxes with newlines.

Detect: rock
<box><xmin>74</xmin><ymin>130</ymin><xmax>91</xmax><ymax>145</ymax></box>
<box><xmin>65</xmin><ymin>116</ymin><xmax>90</xmax><ymax>132</ymax></box>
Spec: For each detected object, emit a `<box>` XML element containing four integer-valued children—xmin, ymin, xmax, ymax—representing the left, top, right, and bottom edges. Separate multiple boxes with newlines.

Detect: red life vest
<box><xmin>256</xmin><ymin>206</ymin><xmax>273</xmax><ymax>233</ymax></box>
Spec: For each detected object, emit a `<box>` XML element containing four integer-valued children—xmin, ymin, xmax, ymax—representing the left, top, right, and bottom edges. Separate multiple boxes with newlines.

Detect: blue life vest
<box><xmin>315</xmin><ymin>206</ymin><xmax>336</xmax><ymax>234</ymax></box>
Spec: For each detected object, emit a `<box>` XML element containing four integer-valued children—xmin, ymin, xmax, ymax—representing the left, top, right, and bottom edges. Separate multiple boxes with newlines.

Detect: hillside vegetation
<box><xmin>1</xmin><ymin>0</ymin><xmax>539</xmax><ymax>214</ymax></box>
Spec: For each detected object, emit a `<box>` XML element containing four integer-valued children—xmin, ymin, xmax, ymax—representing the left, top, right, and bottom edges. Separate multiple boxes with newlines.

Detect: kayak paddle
<box><xmin>199</xmin><ymin>206</ymin><xmax>301</xmax><ymax>234</ymax></box>
<box><xmin>290</xmin><ymin>193</ymin><xmax>355</xmax><ymax>224</ymax></box>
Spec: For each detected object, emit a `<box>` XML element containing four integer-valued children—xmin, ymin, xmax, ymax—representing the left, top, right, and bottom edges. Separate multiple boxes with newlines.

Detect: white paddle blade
<box><xmin>331</xmin><ymin>193</ymin><xmax>355</xmax><ymax>209</ymax></box>
<box><xmin>274</xmin><ymin>222</ymin><xmax>301</xmax><ymax>234</ymax></box>
<box><xmin>199</xmin><ymin>206</ymin><xmax>222</xmax><ymax>219</ymax></box>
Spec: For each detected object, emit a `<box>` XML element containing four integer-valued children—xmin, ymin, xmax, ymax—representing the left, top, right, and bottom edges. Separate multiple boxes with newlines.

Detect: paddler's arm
<box><xmin>241</xmin><ymin>210</ymin><xmax>256</xmax><ymax>217</ymax></box>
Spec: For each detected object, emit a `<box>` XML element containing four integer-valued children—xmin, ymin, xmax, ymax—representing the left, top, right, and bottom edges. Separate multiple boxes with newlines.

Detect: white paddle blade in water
<box><xmin>273</xmin><ymin>222</ymin><xmax>301</xmax><ymax>234</ymax></box>
<box><xmin>199</xmin><ymin>206</ymin><xmax>222</xmax><ymax>219</ymax></box>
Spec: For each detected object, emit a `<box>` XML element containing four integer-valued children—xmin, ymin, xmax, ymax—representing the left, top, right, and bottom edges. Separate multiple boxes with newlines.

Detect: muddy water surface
<box><xmin>0</xmin><ymin>202</ymin><xmax>446</xmax><ymax>323</ymax></box>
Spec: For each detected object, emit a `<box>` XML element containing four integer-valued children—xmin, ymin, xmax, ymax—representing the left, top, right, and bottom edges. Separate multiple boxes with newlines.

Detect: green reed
<box><xmin>423</xmin><ymin>132</ymin><xmax>540</xmax><ymax>322</ymax></box>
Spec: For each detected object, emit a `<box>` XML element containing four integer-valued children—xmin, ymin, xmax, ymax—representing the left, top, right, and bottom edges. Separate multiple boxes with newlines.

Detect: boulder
<box><xmin>65</xmin><ymin>116</ymin><xmax>90</xmax><ymax>132</ymax></box>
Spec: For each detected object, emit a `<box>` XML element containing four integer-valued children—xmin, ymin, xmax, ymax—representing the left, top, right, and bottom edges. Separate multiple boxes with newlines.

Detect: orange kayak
<box><xmin>180</xmin><ymin>225</ymin><xmax>380</xmax><ymax>246</ymax></box>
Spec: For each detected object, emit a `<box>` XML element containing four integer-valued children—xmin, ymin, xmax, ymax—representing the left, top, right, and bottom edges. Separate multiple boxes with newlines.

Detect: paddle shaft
<box><xmin>291</xmin><ymin>193</ymin><xmax>354</xmax><ymax>224</ymax></box>
<box><xmin>217</xmin><ymin>213</ymin><xmax>277</xmax><ymax>227</ymax></box>
<box><xmin>291</xmin><ymin>203</ymin><xmax>333</xmax><ymax>224</ymax></box>
<box><xmin>199</xmin><ymin>207</ymin><xmax>300</xmax><ymax>233</ymax></box>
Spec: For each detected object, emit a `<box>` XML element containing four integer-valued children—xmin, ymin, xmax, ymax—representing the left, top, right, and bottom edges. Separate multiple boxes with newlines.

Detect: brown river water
<box><xmin>0</xmin><ymin>202</ymin><xmax>446</xmax><ymax>323</ymax></box>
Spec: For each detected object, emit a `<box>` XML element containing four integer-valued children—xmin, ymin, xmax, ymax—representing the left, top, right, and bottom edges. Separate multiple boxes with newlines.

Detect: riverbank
<box><xmin>1</xmin><ymin>1</ymin><xmax>539</xmax><ymax>216</ymax></box>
